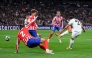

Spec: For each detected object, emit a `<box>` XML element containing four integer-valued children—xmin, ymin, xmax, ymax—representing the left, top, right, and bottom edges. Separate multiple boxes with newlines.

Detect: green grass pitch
<box><xmin>0</xmin><ymin>30</ymin><xmax>92</xmax><ymax>58</ymax></box>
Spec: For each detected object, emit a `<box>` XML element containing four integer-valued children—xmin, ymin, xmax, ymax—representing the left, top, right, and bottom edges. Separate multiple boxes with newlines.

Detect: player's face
<box><xmin>34</xmin><ymin>12</ymin><xmax>37</xmax><ymax>16</ymax></box>
<box><xmin>56</xmin><ymin>12</ymin><xmax>61</xmax><ymax>16</ymax></box>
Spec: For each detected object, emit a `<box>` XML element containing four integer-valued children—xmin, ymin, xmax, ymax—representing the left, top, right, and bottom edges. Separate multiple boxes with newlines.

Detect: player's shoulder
<box><xmin>60</xmin><ymin>16</ymin><xmax>63</xmax><ymax>18</ymax></box>
<box><xmin>70</xmin><ymin>18</ymin><xmax>76</xmax><ymax>21</ymax></box>
<box><xmin>29</xmin><ymin>15</ymin><xmax>34</xmax><ymax>18</ymax></box>
<box><xmin>68</xmin><ymin>18</ymin><xmax>75</xmax><ymax>23</ymax></box>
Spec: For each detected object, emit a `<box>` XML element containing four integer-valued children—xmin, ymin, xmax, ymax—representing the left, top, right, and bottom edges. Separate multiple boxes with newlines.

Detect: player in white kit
<box><xmin>59</xmin><ymin>16</ymin><xmax>85</xmax><ymax>49</ymax></box>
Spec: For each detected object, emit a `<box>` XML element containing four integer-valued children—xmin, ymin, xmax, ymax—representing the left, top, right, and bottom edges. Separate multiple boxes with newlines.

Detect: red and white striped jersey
<box><xmin>27</xmin><ymin>15</ymin><xmax>37</xmax><ymax>30</ymax></box>
<box><xmin>52</xmin><ymin>16</ymin><xmax>63</xmax><ymax>27</ymax></box>
<box><xmin>17</xmin><ymin>27</ymin><xmax>32</xmax><ymax>45</ymax></box>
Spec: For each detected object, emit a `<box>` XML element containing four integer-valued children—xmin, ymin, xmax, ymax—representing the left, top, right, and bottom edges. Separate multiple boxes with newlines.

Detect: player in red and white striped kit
<box><xmin>27</xmin><ymin>9</ymin><xmax>38</xmax><ymax>37</ymax></box>
<box><xmin>25</xmin><ymin>9</ymin><xmax>42</xmax><ymax>38</ymax></box>
<box><xmin>15</xmin><ymin>23</ymin><xmax>54</xmax><ymax>54</ymax></box>
<box><xmin>48</xmin><ymin>11</ymin><xmax>63</xmax><ymax>42</ymax></box>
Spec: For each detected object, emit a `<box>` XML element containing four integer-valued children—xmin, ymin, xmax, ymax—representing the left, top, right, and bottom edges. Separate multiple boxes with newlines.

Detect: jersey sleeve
<box><xmin>26</xmin><ymin>16</ymin><xmax>37</xmax><ymax>28</ymax></box>
<box><xmin>28</xmin><ymin>16</ymin><xmax>34</xmax><ymax>23</ymax></box>
<box><xmin>68</xmin><ymin>19</ymin><xmax>73</xmax><ymax>25</ymax></box>
<box><xmin>36</xmin><ymin>23</ymin><xmax>38</xmax><ymax>28</ymax></box>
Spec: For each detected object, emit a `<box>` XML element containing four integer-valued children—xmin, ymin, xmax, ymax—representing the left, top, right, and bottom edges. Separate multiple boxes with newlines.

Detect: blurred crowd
<box><xmin>0</xmin><ymin>0</ymin><xmax>92</xmax><ymax>26</ymax></box>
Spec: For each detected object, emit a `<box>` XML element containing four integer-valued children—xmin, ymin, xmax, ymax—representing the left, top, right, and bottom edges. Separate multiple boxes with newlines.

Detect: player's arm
<box><xmin>62</xmin><ymin>19</ymin><xmax>72</xmax><ymax>32</ymax></box>
<box><xmin>36</xmin><ymin>23</ymin><xmax>38</xmax><ymax>28</ymax></box>
<box><xmin>62</xmin><ymin>25</ymin><xmax>69</xmax><ymax>32</ymax></box>
<box><xmin>15</xmin><ymin>37</ymin><xmax>20</xmax><ymax>53</ymax></box>
<box><xmin>52</xmin><ymin>17</ymin><xmax>57</xmax><ymax>26</ymax></box>
<box><xmin>28</xmin><ymin>16</ymin><xmax>38</xmax><ymax>24</ymax></box>
<box><xmin>82</xmin><ymin>24</ymin><xmax>85</xmax><ymax>32</ymax></box>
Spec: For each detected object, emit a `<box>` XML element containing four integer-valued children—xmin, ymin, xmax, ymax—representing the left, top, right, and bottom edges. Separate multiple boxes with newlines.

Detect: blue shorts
<box><xmin>27</xmin><ymin>37</ymin><xmax>41</xmax><ymax>48</ymax></box>
<box><xmin>52</xmin><ymin>26</ymin><xmax>62</xmax><ymax>32</ymax></box>
<box><xmin>28</xmin><ymin>30</ymin><xmax>37</xmax><ymax>37</ymax></box>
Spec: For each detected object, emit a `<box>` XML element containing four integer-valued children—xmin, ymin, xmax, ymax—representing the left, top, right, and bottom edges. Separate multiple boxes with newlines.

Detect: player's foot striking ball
<box><xmin>58</xmin><ymin>16</ymin><xmax>85</xmax><ymax>49</ymax></box>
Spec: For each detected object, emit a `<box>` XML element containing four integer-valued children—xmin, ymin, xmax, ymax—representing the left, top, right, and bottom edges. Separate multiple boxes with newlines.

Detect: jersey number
<box><xmin>75</xmin><ymin>19</ymin><xmax>80</xmax><ymax>25</ymax></box>
<box><xmin>20</xmin><ymin>31</ymin><xmax>25</xmax><ymax>37</ymax></box>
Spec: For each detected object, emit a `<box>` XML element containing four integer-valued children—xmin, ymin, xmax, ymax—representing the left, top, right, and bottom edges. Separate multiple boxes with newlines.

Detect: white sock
<box><xmin>60</xmin><ymin>30</ymin><xmax>69</xmax><ymax>37</ymax></box>
<box><xmin>46</xmin><ymin>49</ymin><xmax>49</xmax><ymax>52</ymax></box>
<box><xmin>69</xmin><ymin>39</ymin><xmax>74</xmax><ymax>48</ymax></box>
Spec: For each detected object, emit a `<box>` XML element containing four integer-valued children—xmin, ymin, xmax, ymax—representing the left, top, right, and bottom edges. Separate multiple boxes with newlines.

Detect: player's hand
<box><xmin>35</xmin><ymin>16</ymin><xmax>38</xmax><ymax>19</ymax></box>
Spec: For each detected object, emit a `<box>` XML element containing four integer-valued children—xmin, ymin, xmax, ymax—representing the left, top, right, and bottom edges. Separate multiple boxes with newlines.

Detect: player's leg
<box><xmin>27</xmin><ymin>37</ymin><xmax>41</xmax><ymax>48</ymax></box>
<box><xmin>27</xmin><ymin>37</ymin><xmax>54</xmax><ymax>54</ymax></box>
<box><xmin>67</xmin><ymin>31</ymin><xmax>82</xmax><ymax>49</ymax></box>
<box><xmin>27</xmin><ymin>37</ymin><xmax>50</xmax><ymax>52</ymax></box>
<box><xmin>28</xmin><ymin>30</ymin><xmax>37</xmax><ymax>37</ymax></box>
<box><xmin>59</xmin><ymin>30</ymin><xmax>69</xmax><ymax>37</ymax></box>
<box><xmin>59</xmin><ymin>26</ymin><xmax>71</xmax><ymax>37</ymax></box>
<box><xmin>56</xmin><ymin>26</ymin><xmax>63</xmax><ymax>43</ymax></box>
<box><xmin>57</xmin><ymin>30</ymin><xmax>69</xmax><ymax>43</ymax></box>
<box><xmin>40</xmin><ymin>39</ymin><xmax>48</xmax><ymax>50</ymax></box>
<box><xmin>67</xmin><ymin>31</ymin><xmax>77</xmax><ymax>49</ymax></box>
<box><xmin>47</xmin><ymin>26</ymin><xmax>56</xmax><ymax>42</ymax></box>
<box><xmin>40</xmin><ymin>38</ymin><xmax>54</xmax><ymax>54</ymax></box>
<box><xmin>39</xmin><ymin>44</ymin><xmax>46</xmax><ymax>50</ymax></box>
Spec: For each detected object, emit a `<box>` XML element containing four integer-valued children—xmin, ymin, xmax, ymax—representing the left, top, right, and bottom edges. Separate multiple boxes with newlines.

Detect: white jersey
<box><xmin>68</xmin><ymin>18</ymin><xmax>82</xmax><ymax>32</ymax></box>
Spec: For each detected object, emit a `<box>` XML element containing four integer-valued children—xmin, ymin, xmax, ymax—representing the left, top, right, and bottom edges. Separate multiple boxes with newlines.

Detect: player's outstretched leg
<box><xmin>60</xmin><ymin>30</ymin><xmax>69</xmax><ymax>37</ymax></box>
<box><xmin>40</xmin><ymin>39</ymin><xmax>54</xmax><ymax>54</ymax></box>
<box><xmin>57</xmin><ymin>30</ymin><xmax>69</xmax><ymax>43</ymax></box>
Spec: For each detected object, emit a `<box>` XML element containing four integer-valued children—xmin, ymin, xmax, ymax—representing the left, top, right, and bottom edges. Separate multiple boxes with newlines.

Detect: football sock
<box><xmin>44</xmin><ymin>40</ymin><xmax>49</xmax><ymax>49</ymax></box>
<box><xmin>39</xmin><ymin>44</ymin><xmax>46</xmax><ymax>50</ymax></box>
<box><xmin>48</xmin><ymin>34</ymin><xmax>53</xmax><ymax>39</ymax></box>
<box><xmin>60</xmin><ymin>30</ymin><xmax>69</xmax><ymax>37</ymax></box>
<box><xmin>69</xmin><ymin>39</ymin><xmax>74</xmax><ymax>48</ymax></box>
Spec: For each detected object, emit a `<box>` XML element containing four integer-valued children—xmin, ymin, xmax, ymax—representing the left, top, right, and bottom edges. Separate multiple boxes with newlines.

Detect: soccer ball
<box><xmin>5</xmin><ymin>36</ymin><xmax>10</xmax><ymax>41</ymax></box>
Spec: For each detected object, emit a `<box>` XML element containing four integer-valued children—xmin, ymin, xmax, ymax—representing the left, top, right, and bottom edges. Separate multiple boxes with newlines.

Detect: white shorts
<box><xmin>72</xmin><ymin>30</ymin><xmax>82</xmax><ymax>39</ymax></box>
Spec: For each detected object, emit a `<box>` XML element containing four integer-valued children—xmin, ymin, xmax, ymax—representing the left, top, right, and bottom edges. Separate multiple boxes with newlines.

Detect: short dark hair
<box><xmin>31</xmin><ymin>9</ymin><xmax>38</xmax><ymax>13</ymax></box>
<box><xmin>57</xmin><ymin>11</ymin><xmax>60</xmax><ymax>13</ymax></box>
<box><xmin>68</xmin><ymin>16</ymin><xmax>74</xmax><ymax>19</ymax></box>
